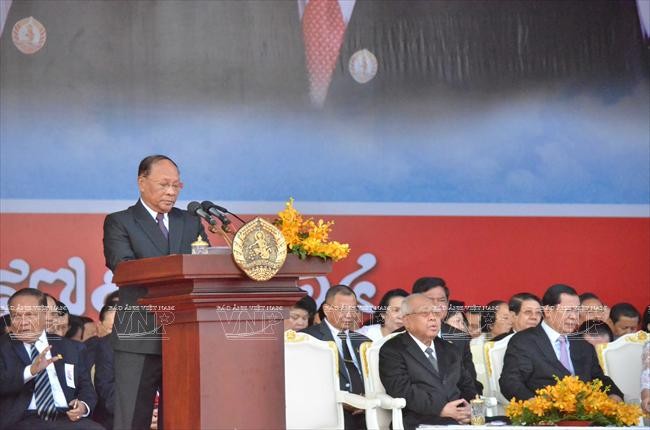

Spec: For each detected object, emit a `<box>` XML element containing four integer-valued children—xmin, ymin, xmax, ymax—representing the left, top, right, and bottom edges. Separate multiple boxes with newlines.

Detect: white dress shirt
<box><xmin>22</xmin><ymin>330</ymin><xmax>90</xmax><ymax>416</ymax></box>
<box><xmin>324</xmin><ymin>318</ymin><xmax>362</xmax><ymax>373</ymax></box>
<box><xmin>140</xmin><ymin>198</ymin><xmax>169</xmax><ymax>230</ymax></box>
<box><xmin>541</xmin><ymin>320</ymin><xmax>575</xmax><ymax>375</ymax></box>
<box><xmin>356</xmin><ymin>323</ymin><xmax>384</xmax><ymax>342</ymax></box>
<box><xmin>408</xmin><ymin>332</ymin><xmax>438</xmax><ymax>361</ymax></box>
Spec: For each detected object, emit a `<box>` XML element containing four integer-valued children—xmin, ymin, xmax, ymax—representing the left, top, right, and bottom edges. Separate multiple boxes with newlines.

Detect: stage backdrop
<box><xmin>1</xmin><ymin>0</ymin><xmax>649</xmax><ymax>319</ymax></box>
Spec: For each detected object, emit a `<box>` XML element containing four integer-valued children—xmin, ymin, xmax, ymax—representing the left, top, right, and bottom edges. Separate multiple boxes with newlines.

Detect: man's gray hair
<box><xmin>401</xmin><ymin>293</ymin><xmax>430</xmax><ymax>316</ymax></box>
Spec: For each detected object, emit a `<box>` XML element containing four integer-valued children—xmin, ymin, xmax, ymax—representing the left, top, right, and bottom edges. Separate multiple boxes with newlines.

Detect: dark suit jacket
<box><xmin>321</xmin><ymin>0</ymin><xmax>644</xmax><ymax>108</ymax></box>
<box><xmin>92</xmin><ymin>335</ymin><xmax>115</xmax><ymax>430</ymax></box>
<box><xmin>440</xmin><ymin>322</ymin><xmax>483</xmax><ymax>394</ymax></box>
<box><xmin>499</xmin><ymin>325</ymin><xmax>624</xmax><ymax>401</ymax></box>
<box><xmin>379</xmin><ymin>332</ymin><xmax>478</xmax><ymax>430</ymax></box>
<box><xmin>0</xmin><ymin>333</ymin><xmax>98</xmax><ymax>430</ymax></box>
<box><xmin>491</xmin><ymin>329</ymin><xmax>515</xmax><ymax>342</ymax></box>
<box><xmin>2</xmin><ymin>1</ymin><xmax>641</xmax><ymax>113</ymax></box>
<box><xmin>301</xmin><ymin>321</ymin><xmax>370</xmax><ymax>393</ymax></box>
<box><xmin>103</xmin><ymin>199</ymin><xmax>208</xmax><ymax>354</ymax></box>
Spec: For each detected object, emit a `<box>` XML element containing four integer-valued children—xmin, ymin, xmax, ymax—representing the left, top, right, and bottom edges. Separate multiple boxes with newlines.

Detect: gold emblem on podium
<box><xmin>232</xmin><ymin>217</ymin><xmax>287</xmax><ymax>281</ymax></box>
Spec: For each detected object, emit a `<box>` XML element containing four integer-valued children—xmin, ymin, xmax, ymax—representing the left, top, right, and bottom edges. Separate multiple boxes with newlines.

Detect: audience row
<box><xmin>284</xmin><ymin>279</ymin><xmax>649</xmax><ymax>430</ymax></box>
<box><xmin>1</xmin><ymin>281</ymin><xmax>647</xmax><ymax>430</ymax></box>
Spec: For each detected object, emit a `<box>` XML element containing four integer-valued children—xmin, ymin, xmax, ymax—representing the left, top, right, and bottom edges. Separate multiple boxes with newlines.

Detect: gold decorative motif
<box><xmin>597</xmin><ymin>330</ymin><xmax>648</xmax><ymax>375</ymax></box>
<box><xmin>625</xmin><ymin>330</ymin><xmax>648</xmax><ymax>343</ymax></box>
<box><xmin>484</xmin><ymin>341</ymin><xmax>495</xmax><ymax>377</ymax></box>
<box><xmin>328</xmin><ymin>340</ymin><xmax>340</xmax><ymax>376</ymax></box>
<box><xmin>284</xmin><ymin>330</ymin><xmax>339</xmax><ymax>375</ymax></box>
<box><xmin>359</xmin><ymin>341</ymin><xmax>372</xmax><ymax>378</ymax></box>
<box><xmin>232</xmin><ymin>217</ymin><xmax>287</xmax><ymax>281</ymax></box>
<box><xmin>596</xmin><ymin>343</ymin><xmax>606</xmax><ymax>372</ymax></box>
<box><xmin>285</xmin><ymin>329</ymin><xmax>301</xmax><ymax>343</ymax></box>
<box><xmin>191</xmin><ymin>235</ymin><xmax>209</xmax><ymax>254</ymax></box>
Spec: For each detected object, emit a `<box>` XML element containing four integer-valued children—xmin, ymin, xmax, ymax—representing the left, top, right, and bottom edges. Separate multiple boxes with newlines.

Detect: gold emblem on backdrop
<box><xmin>12</xmin><ymin>17</ymin><xmax>47</xmax><ymax>55</ymax></box>
<box><xmin>348</xmin><ymin>49</ymin><xmax>378</xmax><ymax>84</ymax></box>
<box><xmin>232</xmin><ymin>217</ymin><xmax>287</xmax><ymax>281</ymax></box>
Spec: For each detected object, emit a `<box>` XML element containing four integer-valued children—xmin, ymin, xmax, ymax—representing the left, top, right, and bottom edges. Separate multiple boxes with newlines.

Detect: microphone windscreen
<box><xmin>200</xmin><ymin>200</ymin><xmax>214</xmax><ymax>212</ymax></box>
<box><xmin>187</xmin><ymin>201</ymin><xmax>201</xmax><ymax>213</ymax></box>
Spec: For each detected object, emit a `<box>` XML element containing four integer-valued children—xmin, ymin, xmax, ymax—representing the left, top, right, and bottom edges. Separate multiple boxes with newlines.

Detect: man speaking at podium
<box><xmin>103</xmin><ymin>155</ymin><xmax>209</xmax><ymax>429</ymax></box>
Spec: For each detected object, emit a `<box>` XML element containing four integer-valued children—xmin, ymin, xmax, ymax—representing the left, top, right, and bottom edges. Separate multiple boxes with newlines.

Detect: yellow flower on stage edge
<box><xmin>274</xmin><ymin>198</ymin><xmax>351</xmax><ymax>262</ymax></box>
<box><xmin>506</xmin><ymin>375</ymin><xmax>643</xmax><ymax>426</ymax></box>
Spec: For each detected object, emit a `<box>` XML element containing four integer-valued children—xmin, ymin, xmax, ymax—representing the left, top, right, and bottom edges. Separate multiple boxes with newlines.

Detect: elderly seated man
<box><xmin>379</xmin><ymin>293</ymin><xmax>478</xmax><ymax>430</ymax></box>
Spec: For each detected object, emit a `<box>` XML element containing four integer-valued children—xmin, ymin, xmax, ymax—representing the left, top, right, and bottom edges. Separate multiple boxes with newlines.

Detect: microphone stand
<box><xmin>207</xmin><ymin>220</ymin><xmax>235</xmax><ymax>249</ymax></box>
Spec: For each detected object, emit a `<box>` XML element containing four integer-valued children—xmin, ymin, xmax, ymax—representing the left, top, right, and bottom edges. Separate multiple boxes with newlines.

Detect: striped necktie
<box><xmin>337</xmin><ymin>331</ymin><xmax>364</xmax><ymax>394</ymax></box>
<box><xmin>29</xmin><ymin>344</ymin><xmax>58</xmax><ymax>421</ymax></box>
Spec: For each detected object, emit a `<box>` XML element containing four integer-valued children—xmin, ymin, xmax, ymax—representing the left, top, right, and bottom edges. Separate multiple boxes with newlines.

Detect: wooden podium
<box><xmin>112</xmin><ymin>253</ymin><xmax>331</xmax><ymax>429</ymax></box>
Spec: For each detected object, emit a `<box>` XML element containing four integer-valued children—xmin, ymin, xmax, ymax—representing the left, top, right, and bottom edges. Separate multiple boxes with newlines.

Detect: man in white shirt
<box><xmin>0</xmin><ymin>288</ymin><xmax>102</xmax><ymax>430</ymax></box>
<box><xmin>301</xmin><ymin>284</ymin><xmax>369</xmax><ymax>429</ymax></box>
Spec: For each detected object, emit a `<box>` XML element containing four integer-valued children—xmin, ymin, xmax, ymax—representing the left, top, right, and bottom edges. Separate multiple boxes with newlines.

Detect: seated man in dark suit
<box><xmin>301</xmin><ymin>284</ymin><xmax>369</xmax><ymax>429</ymax></box>
<box><xmin>500</xmin><ymin>284</ymin><xmax>624</xmax><ymax>401</ymax></box>
<box><xmin>379</xmin><ymin>293</ymin><xmax>477</xmax><ymax>430</ymax></box>
<box><xmin>412</xmin><ymin>277</ymin><xmax>482</xmax><ymax>394</ymax></box>
<box><xmin>0</xmin><ymin>288</ymin><xmax>103</xmax><ymax>430</ymax></box>
<box><xmin>492</xmin><ymin>292</ymin><xmax>543</xmax><ymax>342</ymax></box>
<box><xmin>92</xmin><ymin>334</ymin><xmax>115</xmax><ymax>430</ymax></box>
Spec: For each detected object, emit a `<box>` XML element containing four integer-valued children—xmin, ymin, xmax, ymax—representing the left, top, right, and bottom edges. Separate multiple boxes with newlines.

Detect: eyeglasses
<box><xmin>147</xmin><ymin>179</ymin><xmax>184</xmax><ymax>192</ymax></box>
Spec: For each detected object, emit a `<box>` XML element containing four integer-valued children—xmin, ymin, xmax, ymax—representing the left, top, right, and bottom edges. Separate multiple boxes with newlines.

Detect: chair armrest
<box><xmin>374</xmin><ymin>393</ymin><xmax>406</xmax><ymax>410</ymax></box>
<box><xmin>337</xmin><ymin>391</ymin><xmax>381</xmax><ymax>410</ymax></box>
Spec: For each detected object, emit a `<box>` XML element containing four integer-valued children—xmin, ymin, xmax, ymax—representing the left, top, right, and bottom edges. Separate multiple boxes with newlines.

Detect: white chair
<box><xmin>470</xmin><ymin>336</ymin><xmax>499</xmax><ymax>417</ymax></box>
<box><xmin>470</xmin><ymin>336</ymin><xmax>489</xmax><ymax>398</ymax></box>
<box><xmin>360</xmin><ymin>332</ymin><xmax>406</xmax><ymax>430</ymax></box>
<box><xmin>596</xmin><ymin>330</ymin><xmax>648</xmax><ymax>401</ymax></box>
<box><xmin>284</xmin><ymin>330</ymin><xmax>380</xmax><ymax>430</ymax></box>
<box><xmin>484</xmin><ymin>334</ymin><xmax>514</xmax><ymax>413</ymax></box>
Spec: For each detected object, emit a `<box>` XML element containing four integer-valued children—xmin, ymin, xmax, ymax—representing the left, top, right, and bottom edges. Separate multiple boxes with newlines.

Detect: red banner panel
<box><xmin>1</xmin><ymin>214</ymin><xmax>648</xmax><ymax>320</ymax></box>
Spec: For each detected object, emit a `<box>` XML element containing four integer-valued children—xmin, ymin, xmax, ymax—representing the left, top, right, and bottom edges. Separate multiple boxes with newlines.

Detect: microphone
<box><xmin>201</xmin><ymin>201</ymin><xmax>231</xmax><ymax>226</ymax></box>
<box><xmin>187</xmin><ymin>201</ymin><xmax>217</xmax><ymax>226</ymax></box>
<box><xmin>201</xmin><ymin>200</ymin><xmax>246</xmax><ymax>224</ymax></box>
<box><xmin>204</xmin><ymin>201</ymin><xmax>228</xmax><ymax>214</ymax></box>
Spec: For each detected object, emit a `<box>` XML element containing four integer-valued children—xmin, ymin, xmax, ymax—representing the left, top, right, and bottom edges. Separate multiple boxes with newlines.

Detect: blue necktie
<box><xmin>29</xmin><ymin>344</ymin><xmax>57</xmax><ymax>421</ymax></box>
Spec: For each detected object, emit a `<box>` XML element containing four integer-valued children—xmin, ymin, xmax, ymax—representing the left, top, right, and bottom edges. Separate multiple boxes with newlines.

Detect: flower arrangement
<box><xmin>274</xmin><ymin>198</ymin><xmax>350</xmax><ymax>262</ymax></box>
<box><xmin>506</xmin><ymin>375</ymin><xmax>643</xmax><ymax>426</ymax></box>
